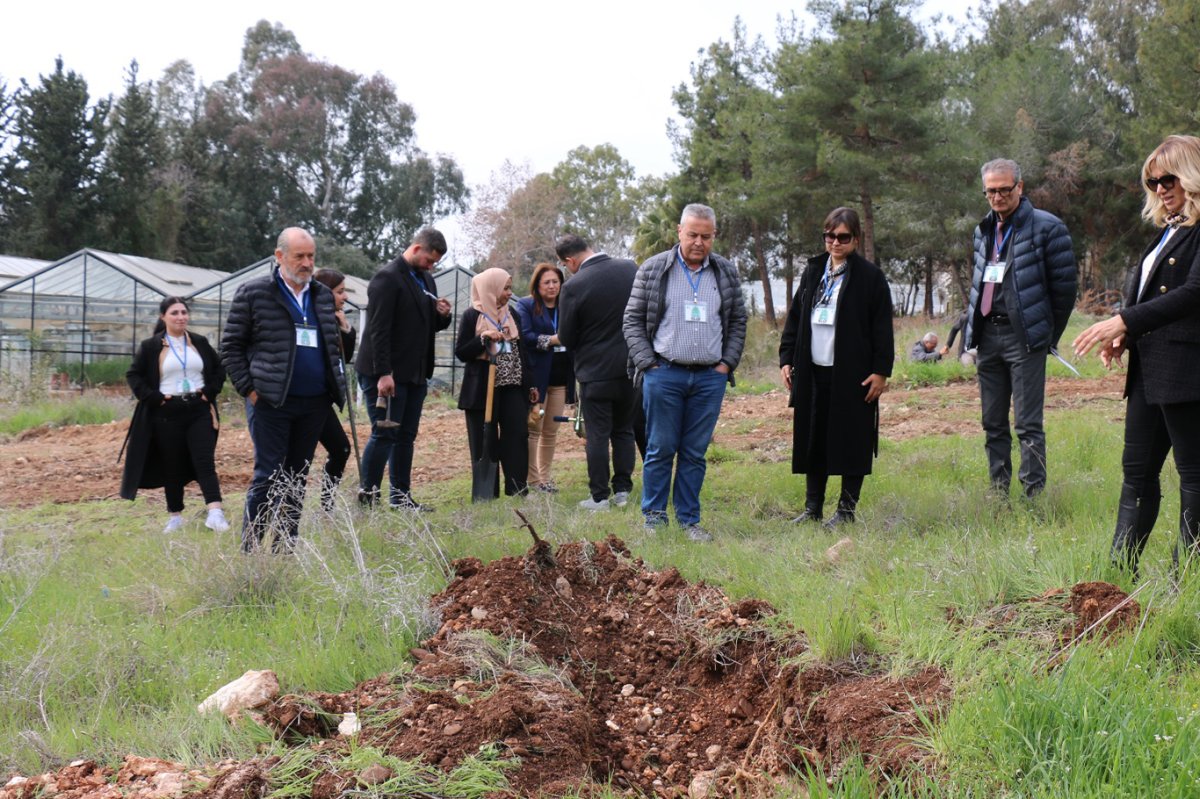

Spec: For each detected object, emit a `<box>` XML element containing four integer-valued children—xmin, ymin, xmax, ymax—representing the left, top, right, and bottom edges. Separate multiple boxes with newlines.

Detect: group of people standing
<box><xmin>116</xmin><ymin>134</ymin><xmax>1200</xmax><ymax>575</ymax></box>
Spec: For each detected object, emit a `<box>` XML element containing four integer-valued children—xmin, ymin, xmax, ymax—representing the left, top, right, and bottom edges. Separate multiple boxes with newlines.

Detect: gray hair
<box><xmin>276</xmin><ymin>226</ymin><xmax>314</xmax><ymax>254</ymax></box>
<box><xmin>680</xmin><ymin>203</ymin><xmax>717</xmax><ymax>225</ymax></box>
<box><xmin>981</xmin><ymin>158</ymin><xmax>1022</xmax><ymax>184</ymax></box>
<box><xmin>922</xmin><ymin>331</ymin><xmax>938</xmax><ymax>344</ymax></box>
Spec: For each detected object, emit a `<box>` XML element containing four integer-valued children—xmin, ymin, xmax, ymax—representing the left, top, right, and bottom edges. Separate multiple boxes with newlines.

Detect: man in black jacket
<box><xmin>222</xmin><ymin>227</ymin><xmax>347</xmax><ymax>551</ymax></box>
<box><xmin>354</xmin><ymin>228</ymin><xmax>451</xmax><ymax>510</ymax></box>
<box><xmin>556</xmin><ymin>234</ymin><xmax>639</xmax><ymax>510</ymax></box>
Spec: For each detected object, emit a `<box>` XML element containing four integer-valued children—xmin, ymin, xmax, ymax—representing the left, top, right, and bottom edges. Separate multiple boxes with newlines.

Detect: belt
<box><xmin>986</xmin><ymin>314</ymin><xmax>1010</xmax><ymax>325</ymax></box>
<box><xmin>662</xmin><ymin>359</ymin><xmax>719</xmax><ymax>371</ymax></box>
<box><xmin>169</xmin><ymin>392</ymin><xmax>204</xmax><ymax>402</ymax></box>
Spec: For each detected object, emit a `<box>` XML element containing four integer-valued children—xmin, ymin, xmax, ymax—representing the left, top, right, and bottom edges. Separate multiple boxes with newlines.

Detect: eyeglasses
<box><xmin>823</xmin><ymin>231</ymin><xmax>854</xmax><ymax>244</ymax></box>
<box><xmin>984</xmin><ymin>185</ymin><xmax>1017</xmax><ymax>198</ymax></box>
<box><xmin>1146</xmin><ymin>174</ymin><xmax>1178</xmax><ymax>192</ymax></box>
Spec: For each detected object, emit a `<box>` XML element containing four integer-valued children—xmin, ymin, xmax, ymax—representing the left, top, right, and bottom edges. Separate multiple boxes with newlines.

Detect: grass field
<box><xmin>2</xmin><ymin>315</ymin><xmax>1199</xmax><ymax>797</ymax></box>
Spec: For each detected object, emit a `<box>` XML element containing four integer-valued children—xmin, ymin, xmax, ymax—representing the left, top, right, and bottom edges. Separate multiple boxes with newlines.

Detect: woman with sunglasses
<box><xmin>779</xmin><ymin>207</ymin><xmax>894</xmax><ymax>527</ymax></box>
<box><xmin>1074</xmin><ymin>134</ymin><xmax>1200</xmax><ymax>576</ymax></box>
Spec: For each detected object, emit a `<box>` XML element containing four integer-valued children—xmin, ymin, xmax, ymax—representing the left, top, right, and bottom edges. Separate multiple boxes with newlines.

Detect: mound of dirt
<box><xmin>4</xmin><ymin>536</ymin><xmax>953</xmax><ymax>798</ymax></box>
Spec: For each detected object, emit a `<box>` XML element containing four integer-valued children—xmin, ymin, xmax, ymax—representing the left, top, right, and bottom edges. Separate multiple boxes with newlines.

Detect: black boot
<box><xmin>1110</xmin><ymin>483</ymin><xmax>1159</xmax><ymax>576</ymax></box>
<box><xmin>1172</xmin><ymin>489</ymin><xmax>1200</xmax><ymax>575</ymax></box>
<box><xmin>792</xmin><ymin>503</ymin><xmax>823</xmax><ymax>523</ymax></box>
<box><xmin>823</xmin><ymin>478</ymin><xmax>862</xmax><ymax>529</ymax></box>
<box><xmin>794</xmin><ymin>475</ymin><xmax>826</xmax><ymax>523</ymax></box>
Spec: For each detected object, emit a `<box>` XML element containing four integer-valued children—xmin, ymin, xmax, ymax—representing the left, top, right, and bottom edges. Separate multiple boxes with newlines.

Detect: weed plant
<box><xmin>3</xmin><ymin>314</ymin><xmax>1199</xmax><ymax>795</ymax></box>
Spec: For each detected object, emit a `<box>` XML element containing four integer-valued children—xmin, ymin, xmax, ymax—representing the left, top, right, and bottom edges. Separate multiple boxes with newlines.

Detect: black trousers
<box><xmin>578</xmin><ymin>377</ymin><xmax>637</xmax><ymax>500</ymax></box>
<box><xmin>1122</xmin><ymin>374</ymin><xmax>1200</xmax><ymax>501</ymax></box>
<box><xmin>151</xmin><ymin>398</ymin><xmax>222</xmax><ymax>513</ymax></box>
<box><xmin>465</xmin><ymin>386</ymin><xmax>529</xmax><ymax>497</ymax></box>
<box><xmin>318</xmin><ymin>406</ymin><xmax>351</xmax><ymax>485</ymax></box>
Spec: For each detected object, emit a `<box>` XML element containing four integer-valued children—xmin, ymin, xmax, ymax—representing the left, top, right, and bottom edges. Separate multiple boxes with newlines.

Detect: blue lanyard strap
<box><xmin>816</xmin><ymin>260</ymin><xmax>846</xmax><ymax>307</ymax></box>
<box><xmin>677</xmin><ymin>252</ymin><xmax>705</xmax><ymax>299</ymax></box>
<box><xmin>410</xmin><ymin>270</ymin><xmax>438</xmax><ymax>300</ymax></box>
<box><xmin>481</xmin><ymin>309</ymin><xmax>509</xmax><ymax>333</ymax></box>
<box><xmin>165</xmin><ymin>335</ymin><xmax>188</xmax><ymax>370</ymax></box>
<box><xmin>993</xmin><ymin>221</ymin><xmax>1013</xmax><ymax>261</ymax></box>
<box><xmin>276</xmin><ymin>274</ymin><xmax>310</xmax><ymax>324</ymax></box>
<box><xmin>549</xmin><ymin>307</ymin><xmax>558</xmax><ymax>332</ymax></box>
<box><xmin>1151</xmin><ymin>226</ymin><xmax>1173</xmax><ymax>263</ymax></box>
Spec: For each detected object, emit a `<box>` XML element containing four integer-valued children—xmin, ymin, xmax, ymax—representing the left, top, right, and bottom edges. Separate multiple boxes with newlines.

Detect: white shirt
<box><xmin>159</xmin><ymin>335</ymin><xmax>204</xmax><ymax>394</ymax></box>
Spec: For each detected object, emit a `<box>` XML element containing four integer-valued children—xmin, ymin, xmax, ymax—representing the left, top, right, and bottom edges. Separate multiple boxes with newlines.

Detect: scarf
<box><xmin>471</xmin><ymin>267</ymin><xmax>520</xmax><ymax>360</ymax></box>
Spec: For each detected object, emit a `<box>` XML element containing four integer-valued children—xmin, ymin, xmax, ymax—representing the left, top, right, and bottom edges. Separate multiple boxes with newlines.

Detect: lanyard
<box><xmin>165</xmin><ymin>334</ymin><xmax>188</xmax><ymax>371</ymax></box>
<box><xmin>410</xmin><ymin>270</ymin><xmax>438</xmax><ymax>301</ymax></box>
<box><xmin>1151</xmin><ymin>226</ymin><xmax>1174</xmax><ymax>264</ymax></box>
<box><xmin>815</xmin><ymin>260</ymin><xmax>846</xmax><ymax>307</ymax></box>
<box><xmin>482</xmin><ymin>309</ymin><xmax>510</xmax><ymax>334</ymax></box>
<box><xmin>993</xmin><ymin>220</ymin><xmax>1013</xmax><ymax>262</ymax></box>
<box><xmin>277</xmin><ymin>274</ymin><xmax>310</xmax><ymax>324</ymax></box>
<box><xmin>549</xmin><ymin>306</ymin><xmax>558</xmax><ymax>332</ymax></box>
<box><xmin>677</xmin><ymin>252</ymin><xmax>705</xmax><ymax>301</ymax></box>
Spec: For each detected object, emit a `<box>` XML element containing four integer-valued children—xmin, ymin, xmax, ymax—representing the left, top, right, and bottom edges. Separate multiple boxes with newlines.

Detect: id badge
<box><xmin>983</xmin><ymin>262</ymin><xmax>1007</xmax><ymax>284</ymax></box>
<box><xmin>811</xmin><ymin>306</ymin><xmax>836</xmax><ymax>326</ymax></box>
<box><xmin>684</xmin><ymin>301</ymin><xmax>708</xmax><ymax>323</ymax></box>
<box><xmin>552</xmin><ymin>345</ymin><xmax>567</xmax><ymax>353</ymax></box>
<box><xmin>296</xmin><ymin>325</ymin><xmax>319</xmax><ymax>348</ymax></box>
<box><xmin>177</xmin><ymin>378</ymin><xmax>192</xmax><ymax>393</ymax></box>
<box><xmin>497</xmin><ymin>340</ymin><xmax>512</xmax><ymax>354</ymax></box>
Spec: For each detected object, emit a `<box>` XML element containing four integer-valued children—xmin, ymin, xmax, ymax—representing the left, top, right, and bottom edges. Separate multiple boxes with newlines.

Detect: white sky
<box><xmin>2</xmin><ymin>0</ymin><xmax>967</xmax><ymax>259</ymax></box>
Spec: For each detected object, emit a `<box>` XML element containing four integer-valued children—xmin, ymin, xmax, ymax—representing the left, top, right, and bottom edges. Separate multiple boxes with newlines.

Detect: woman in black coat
<box><xmin>456</xmin><ymin>267</ymin><xmax>538</xmax><ymax>498</ymax></box>
<box><xmin>779</xmin><ymin>207</ymin><xmax>894</xmax><ymax>527</ymax></box>
<box><xmin>120</xmin><ymin>296</ymin><xmax>229</xmax><ymax>533</ymax></box>
<box><xmin>1074</xmin><ymin>134</ymin><xmax>1200</xmax><ymax>576</ymax></box>
<box><xmin>313</xmin><ymin>268</ymin><xmax>357</xmax><ymax>510</ymax></box>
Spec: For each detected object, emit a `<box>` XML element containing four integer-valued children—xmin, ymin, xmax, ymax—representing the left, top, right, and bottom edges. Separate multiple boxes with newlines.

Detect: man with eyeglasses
<box><xmin>965</xmin><ymin>158</ymin><xmax>1077</xmax><ymax>500</ymax></box>
<box><xmin>623</xmin><ymin>203</ymin><xmax>748</xmax><ymax>541</ymax></box>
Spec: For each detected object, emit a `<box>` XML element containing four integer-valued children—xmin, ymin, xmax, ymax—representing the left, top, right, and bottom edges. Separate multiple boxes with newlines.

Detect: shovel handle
<box><xmin>484</xmin><ymin>363</ymin><xmax>496</xmax><ymax>423</ymax></box>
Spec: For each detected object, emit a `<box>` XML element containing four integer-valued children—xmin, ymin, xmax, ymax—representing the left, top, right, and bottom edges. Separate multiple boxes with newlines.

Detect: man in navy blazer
<box><xmin>354</xmin><ymin>228</ymin><xmax>452</xmax><ymax>510</ymax></box>
<box><xmin>556</xmin><ymin>234</ymin><xmax>639</xmax><ymax>510</ymax></box>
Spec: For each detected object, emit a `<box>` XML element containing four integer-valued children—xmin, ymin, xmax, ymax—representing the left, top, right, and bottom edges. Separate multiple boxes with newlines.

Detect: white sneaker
<box><xmin>578</xmin><ymin>497</ymin><xmax>610</xmax><ymax>511</ymax></box>
<box><xmin>163</xmin><ymin>515</ymin><xmax>186</xmax><ymax>534</ymax></box>
<box><xmin>612</xmin><ymin>492</ymin><xmax>630</xmax><ymax>508</ymax></box>
<box><xmin>205</xmin><ymin>509</ymin><xmax>231</xmax><ymax>532</ymax></box>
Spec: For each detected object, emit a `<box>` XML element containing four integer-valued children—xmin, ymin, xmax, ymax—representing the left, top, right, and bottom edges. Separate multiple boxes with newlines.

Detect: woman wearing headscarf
<box><xmin>1074</xmin><ymin>134</ymin><xmax>1200</xmax><ymax>575</ymax></box>
<box><xmin>313</xmin><ymin>268</ymin><xmax>357</xmax><ymax>510</ymax></box>
<box><xmin>514</xmin><ymin>262</ymin><xmax>576</xmax><ymax>492</ymax></box>
<box><xmin>120</xmin><ymin>296</ymin><xmax>229</xmax><ymax>533</ymax></box>
<box><xmin>779</xmin><ymin>207</ymin><xmax>894</xmax><ymax>528</ymax></box>
<box><xmin>456</xmin><ymin>267</ymin><xmax>537</xmax><ymax>497</ymax></box>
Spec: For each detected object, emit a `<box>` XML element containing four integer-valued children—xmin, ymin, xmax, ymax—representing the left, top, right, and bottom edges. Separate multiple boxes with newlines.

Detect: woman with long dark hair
<box><xmin>514</xmin><ymin>262</ymin><xmax>576</xmax><ymax>492</ymax></box>
<box><xmin>313</xmin><ymin>268</ymin><xmax>357</xmax><ymax>509</ymax></box>
<box><xmin>1074</xmin><ymin>134</ymin><xmax>1200</xmax><ymax>575</ymax></box>
<box><xmin>779</xmin><ymin>207</ymin><xmax>894</xmax><ymax>527</ymax></box>
<box><xmin>120</xmin><ymin>296</ymin><xmax>229</xmax><ymax>532</ymax></box>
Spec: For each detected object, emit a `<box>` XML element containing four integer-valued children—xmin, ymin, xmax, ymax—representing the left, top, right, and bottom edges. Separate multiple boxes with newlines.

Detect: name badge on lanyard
<box><xmin>685</xmin><ymin>301</ymin><xmax>708</xmax><ymax>323</ymax></box>
<box><xmin>983</xmin><ymin>261</ymin><xmax>1007</xmax><ymax>284</ymax></box>
<box><xmin>811</xmin><ymin>305</ymin><xmax>836</xmax><ymax>326</ymax></box>
<box><xmin>296</xmin><ymin>325</ymin><xmax>319</xmax><ymax>348</ymax></box>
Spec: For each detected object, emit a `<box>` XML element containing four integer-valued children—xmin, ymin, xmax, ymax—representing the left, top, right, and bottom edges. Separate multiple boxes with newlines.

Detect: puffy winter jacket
<box><xmin>965</xmin><ymin>196</ymin><xmax>1077</xmax><ymax>352</ymax></box>
<box><xmin>220</xmin><ymin>266</ymin><xmax>347</xmax><ymax>409</ymax></box>
<box><xmin>622</xmin><ymin>245</ymin><xmax>747</xmax><ymax>381</ymax></box>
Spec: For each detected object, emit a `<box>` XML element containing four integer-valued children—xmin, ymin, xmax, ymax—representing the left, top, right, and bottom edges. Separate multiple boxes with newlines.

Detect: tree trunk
<box><xmin>860</xmin><ymin>187</ymin><xmax>876</xmax><ymax>264</ymax></box>
<box><xmin>923</xmin><ymin>254</ymin><xmax>934</xmax><ymax>317</ymax></box>
<box><xmin>752</xmin><ymin>220</ymin><xmax>776</xmax><ymax>325</ymax></box>
<box><xmin>784</xmin><ymin>249</ymin><xmax>795</xmax><ymax>316</ymax></box>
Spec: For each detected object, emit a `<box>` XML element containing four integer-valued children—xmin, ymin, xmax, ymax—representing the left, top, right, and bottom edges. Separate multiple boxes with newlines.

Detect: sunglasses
<box><xmin>1146</xmin><ymin>174</ymin><xmax>1178</xmax><ymax>192</ymax></box>
<box><xmin>823</xmin><ymin>231</ymin><xmax>854</xmax><ymax>244</ymax></box>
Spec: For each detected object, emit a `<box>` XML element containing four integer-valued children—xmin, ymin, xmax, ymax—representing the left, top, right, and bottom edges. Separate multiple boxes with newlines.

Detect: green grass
<box><xmin>0</xmin><ymin>395</ymin><xmax>129</xmax><ymax>435</ymax></box>
<box><xmin>3</xmin><ymin>311</ymin><xmax>1197</xmax><ymax>796</ymax></box>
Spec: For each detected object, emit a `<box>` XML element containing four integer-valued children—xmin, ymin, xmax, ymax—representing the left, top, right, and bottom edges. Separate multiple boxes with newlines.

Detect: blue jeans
<box><xmin>641</xmin><ymin>363</ymin><xmax>727</xmax><ymax>525</ymax></box>
<box><xmin>359</xmin><ymin>374</ymin><xmax>427</xmax><ymax>503</ymax></box>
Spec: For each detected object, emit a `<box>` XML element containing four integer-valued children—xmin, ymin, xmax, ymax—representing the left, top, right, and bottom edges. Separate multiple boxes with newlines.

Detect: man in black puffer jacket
<box><xmin>965</xmin><ymin>159</ymin><xmax>1077</xmax><ymax>499</ymax></box>
<box><xmin>222</xmin><ymin>227</ymin><xmax>347</xmax><ymax>551</ymax></box>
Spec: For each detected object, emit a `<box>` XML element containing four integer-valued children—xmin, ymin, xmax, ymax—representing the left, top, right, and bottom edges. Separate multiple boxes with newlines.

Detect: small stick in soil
<box><xmin>514</xmin><ymin>508</ymin><xmax>556</xmax><ymax>568</ymax></box>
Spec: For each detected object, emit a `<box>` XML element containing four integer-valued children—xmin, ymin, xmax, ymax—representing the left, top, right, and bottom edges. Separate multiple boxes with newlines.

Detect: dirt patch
<box><xmin>0</xmin><ymin>374</ymin><xmax>1125</xmax><ymax>508</ymax></box>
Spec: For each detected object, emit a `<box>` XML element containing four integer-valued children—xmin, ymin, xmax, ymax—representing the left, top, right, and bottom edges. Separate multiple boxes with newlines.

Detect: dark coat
<box><xmin>354</xmin><ymin>256</ymin><xmax>451</xmax><ymax>382</ymax></box>
<box><xmin>779</xmin><ymin>252</ymin><xmax>894</xmax><ymax>475</ymax></box>
<box><xmin>454</xmin><ymin>307</ymin><xmax>534</xmax><ymax>411</ymax></box>
<box><xmin>514</xmin><ymin>295</ymin><xmax>576</xmax><ymax>403</ymax></box>
<box><xmin>119</xmin><ymin>331</ymin><xmax>225</xmax><ymax>500</ymax></box>
<box><xmin>623</xmin><ymin>245</ymin><xmax>747</xmax><ymax>383</ymax></box>
<box><xmin>966</xmin><ymin>196</ymin><xmax>1077</xmax><ymax>352</ymax></box>
<box><xmin>1120</xmin><ymin>223</ymin><xmax>1200</xmax><ymax>405</ymax></box>
<box><xmin>558</xmin><ymin>254</ymin><xmax>638</xmax><ymax>384</ymax></box>
<box><xmin>220</xmin><ymin>266</ymin><xmax>347</xmax><ymax>409</ymax></box>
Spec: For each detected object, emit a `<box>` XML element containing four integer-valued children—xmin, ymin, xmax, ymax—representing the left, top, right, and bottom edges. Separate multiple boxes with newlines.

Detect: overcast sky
<box><xmin>2</xmin><ymin>0</ymin><xmax>967</xmax><ymax>258</ymax></box>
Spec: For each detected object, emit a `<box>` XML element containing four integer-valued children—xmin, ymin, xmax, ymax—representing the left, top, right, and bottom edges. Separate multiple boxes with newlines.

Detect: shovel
<box><xmin>470</xmin><ymin>362</ymin><xmax>498</xmax><ymax>502</ymax></box>
<box><xmin>375</xmin><ymin>395</ymin><xmax>401</xmax><ymax>429</ymax></box>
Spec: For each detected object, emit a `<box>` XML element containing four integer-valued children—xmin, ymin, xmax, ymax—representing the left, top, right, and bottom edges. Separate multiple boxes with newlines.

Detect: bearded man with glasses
<box><xmin>964</xmin><ymin>158</ymin><xmax>1078</xmax><ymax>500</ymax></box>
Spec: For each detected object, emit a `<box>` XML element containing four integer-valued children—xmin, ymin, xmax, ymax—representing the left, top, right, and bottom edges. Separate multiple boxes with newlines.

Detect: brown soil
<box><xmin>0</xmin><ymin>373</ymin><xmax>1125</xmax><ymax>508</ymax></box>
